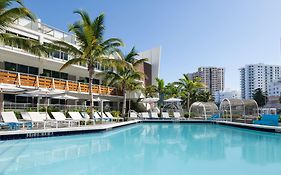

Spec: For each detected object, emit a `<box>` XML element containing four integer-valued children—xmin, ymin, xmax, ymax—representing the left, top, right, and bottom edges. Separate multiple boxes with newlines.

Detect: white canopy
<box><xmin>52</xmin><ymin>94</ymin><xmax>79</xmax><ymax>100</ymax></box>
<box><xmin>0</xmin><ymin>84</ymin><xmax>24</xmax><ymax>93</ymax></box>
<box><xmin>164</xmin><ymin>98</ymin><xmax>182</xmax><ymax>102</ymax></box>
<box><xmin>141</xmin><ymin>97</ymin><xmax>159</xmax><ymax>103</ymax></box>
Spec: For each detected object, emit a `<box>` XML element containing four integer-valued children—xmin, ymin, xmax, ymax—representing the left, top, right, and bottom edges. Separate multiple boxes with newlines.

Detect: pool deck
<box><xmin>0</xmin><ymin>120</ymin><xmax>141</xmax><ymax>140</ymax></box>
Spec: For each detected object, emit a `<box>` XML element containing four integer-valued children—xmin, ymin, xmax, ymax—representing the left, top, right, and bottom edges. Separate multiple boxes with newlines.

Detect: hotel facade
<box><xmin>0</xmin><ymin>18</ymin><xmax>161</xmax><ymax>110</ymax></box>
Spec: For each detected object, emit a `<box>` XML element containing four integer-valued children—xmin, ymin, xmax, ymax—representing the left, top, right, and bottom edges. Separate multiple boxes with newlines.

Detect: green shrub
<box><xmin>111</xmin><ymin>110</ymin><xmax>121</xmax><ymax>118</ymax></box>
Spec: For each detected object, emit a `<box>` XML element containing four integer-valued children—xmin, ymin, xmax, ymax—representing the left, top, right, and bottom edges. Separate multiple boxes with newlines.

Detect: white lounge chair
<box><xmin>141</xmin><ymin>112</ymin><xmax>150</xmax><ymax>119</ymax></box>
<box><xmin>97</xmin><ymin>112</ymin><xmax>110</xmax><ymax>121</ymax></box>
<box><xmin>27</xmin><ymin>112</ymin><xmax>56</xmax><ymax>129</ymax></box>
<box><xmin>81</xmin><ymin>112</ymin><xmax>90</xmax><ymax>119</ymax></box>
<box><xmin>151</xmin><ymin>112</ymin><xmax>159</xmax><ymax>119</ymax></box>
<box><xmin>20</xmin><ymin>112</ymin><xmax>31</xmax><ymax>121</ymax></box>
<box><xmin>68</xmin><ymin>112</ymin><xmax>91</xmax><ymax>126</ymax></box>
<box><xmin>105</xmin><ymin>112</ymin><xmax>123</xmax><ymax>122</ymax></box>
<box><xmin>1</xmin><ymin>112</ymin><xmax>32</xmax><ymax>129</ymax></box>
<box><xmin>51</xmin><ymin>112</ymin><xmax>79</xmax><ymax>127</ymax></box>
<box><xmin>129</xmin><ymin>112</ymin><xmax>139</xmax><ymax>119</ymax></box>
<box><xmin>173</xmin><ymin>112</ymin><xmax>185</xmax><ymax>120</ymax></box>
<box><xmin>162</xmin><ymin>112</ymin><xmax>171</xmax><ymax>119</ymax></box>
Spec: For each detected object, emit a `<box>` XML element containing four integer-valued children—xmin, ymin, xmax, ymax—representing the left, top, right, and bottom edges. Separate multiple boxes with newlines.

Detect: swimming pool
<box><xmin>0</xmin><ymin>123</ymin><xmax>281</xmax><ymax>175</ymax></box>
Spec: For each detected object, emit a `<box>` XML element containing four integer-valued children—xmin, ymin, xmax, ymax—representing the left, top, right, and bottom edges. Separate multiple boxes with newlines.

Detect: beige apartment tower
<box><xmin>188</xmin><ymin>67</ymin><xmax>225</xmax><ymax>95</ymax></box>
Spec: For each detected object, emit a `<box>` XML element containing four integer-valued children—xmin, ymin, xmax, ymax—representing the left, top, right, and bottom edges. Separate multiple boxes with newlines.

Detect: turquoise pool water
<box><xmin>0</xmin><ymin>123</ymin><xmax>281</xmax><ymax>175</ymax></box>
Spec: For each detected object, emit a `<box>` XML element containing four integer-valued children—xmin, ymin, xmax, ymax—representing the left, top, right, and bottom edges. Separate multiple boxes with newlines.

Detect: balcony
<box><xmin>0</xmin><ymin>69</ymin><xmax>119</xmax><ymax>96</ymax></box>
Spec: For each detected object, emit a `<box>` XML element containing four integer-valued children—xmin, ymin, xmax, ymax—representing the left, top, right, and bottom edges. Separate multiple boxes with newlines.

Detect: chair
<box><xmin>162</xmin><ymin>112</ymin><xmax>171</xmax><ymax>119</ymax></box>
<box><xmin>173</xmin><ymin>112</ymin><xmax>185</xmax><ymax>120</ymax></box>
<box><xmin>141</xmin><ymin>112</ymin><xmax>150</xmax><ymax>119</ymax></box>
<box><xmin>253</xmin><ymin>114</ymin><xmax>279</xmax><ymax>126</ymax></box>
<box><xmin>207</xmin><ymin>114</ymin><xmax>220</xmax><ymax>121</ymax></box>
<box><xmin>68</xmin><ymin>112</ymin><xmax>91</xmax><ymax>126</ymax></box>
<box><xmin>27</xmin><ymin>112</ymin><xmax>56</xmax><ymax>129</ymax></box>
<box><xmin>51</xmin><ymin>112</ymin><xmax>79</xmax><ymax>127</ymax></box>
<box><xmin>20</xmin><ymin>112</ymin><xmax>31</xmax><ymax>121</ymax></box>
<box><xmin>1</xmin><ymin>112</ymin><xmax>32</xmax><ymax>130</ymax></box>
<box><xmin>105</xmin><ymin>112</ymin><xmax>123</xmax><ymax>122</ymax></box>
<box><xmin>129</xmin><ymin>111</ymin><xmax>139</xmax><ymax>119</ymax></box>
<box><xmin>151</xmin><ymin>112</ymin><xmax>159</xmax><ymax>119</ymax></box>
<box><xmin>97</xmin><ymin>112</ymin><xmax>110</xmax><ymax>121</ymax></box>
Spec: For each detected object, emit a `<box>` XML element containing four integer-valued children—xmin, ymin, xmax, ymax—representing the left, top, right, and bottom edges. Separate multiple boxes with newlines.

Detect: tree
<box><xmin>175</xmin><ymin>74</ymin><xmax>204</xmax><ymax>111</ymax></box>
<box><xmin>144</xmin><ymin>85</ymin><xmax>157</xmax><ymax>97</ymax></box>
<box><xmin>59</xmin><ymin>10</ymin><xmax>123</xmax><ymax>119</ymax></box>
<box><xmin>103</xmin><ymin>68</ymin><xmax>144</xmax><ymax>118</ymax></box>
<box><xmin>196</xmin><ymin>91</ymin><xmax>213</xmax><ymax>102</ymax></box>
<box><xmin>253</xmin><ymin>88</ymin><xmax>267</xmax><ymax>107</ymax></box>
<box><xmin>0</xmin><ymin>0</ymin><xmax>50</xmax><ymax>55</ymax></box>
<box><xmin>102</xmin><ymin>47</ymin><xmax>147</xmax><ymax>118</ymax></box>
<box><xmin>164</xmin><ymin>83</ymin><xmax>180</xmax><ymax>99</ymax></box>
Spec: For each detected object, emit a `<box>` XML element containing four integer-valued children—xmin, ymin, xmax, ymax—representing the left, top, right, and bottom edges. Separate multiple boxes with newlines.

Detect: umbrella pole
<box><xmin>0</xmin><ymin>93</ymin><xmax>4</xmax><ymax>112</ymax></box>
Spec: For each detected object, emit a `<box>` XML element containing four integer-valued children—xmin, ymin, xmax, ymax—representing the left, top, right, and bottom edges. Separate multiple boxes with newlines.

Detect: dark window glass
<box><xmin>61</xmin><ymin>73</ymin><xmax>68</xmax><ymax>80</ymax></box>
<box><xmin>53</xmin><ymin>51</ymin><xmax>60</xmax><ymax>58</ymax></box>
<box><xmin>4</xmin><ymin>94</ymin><xmax>15</xmax><ymax>102</ymax></box>
<box><xmin>17</xmin><ymin>64</ymin><xmax>28</xmax><ymax>73</ymax></box>
<box><xmin>28</xmin><ymin>66</ymin><xmax>38</xmax><ymax>75</ymax></box>
<box><xmin>63</xmin><ymin>53</ymin><xmax>68</xmax><ymax>60</ymax></box>
<box><xmin>42</xmin><ymin>69</ymin><xmax>52</xmax><ymax>77</ymax></box>
<box><xmin>52</xmin><ymin>71</ymin><xmax>60</xmax><ymax>78</ymax></box>
<box><xmin>4</xmin><ymin>62</ymin><xmax>16</xmax><ymax>72</ymax></box>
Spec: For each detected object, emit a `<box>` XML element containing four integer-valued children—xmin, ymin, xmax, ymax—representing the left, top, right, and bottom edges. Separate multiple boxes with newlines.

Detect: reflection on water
<box><xmin>0</xmin><ymin>124</ymin><xmax>281</xmax><ymax>175</ymax></box>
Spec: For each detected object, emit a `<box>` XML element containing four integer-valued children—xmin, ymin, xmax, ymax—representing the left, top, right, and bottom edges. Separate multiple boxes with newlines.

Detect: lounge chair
<box><xmin>151</xmin><ymin>112</ymin><xmax>159</xmax><ymax>119</ymax></box>
<box><xmin>20</xmin><ymin>112</ymin><xmax>31</xmax><ymax>121</ymax></box>
<box><xmin>97</xmin><ymin>112</ymin><xmax>110</xmax><ymax>121</ymax></box>
<box><xmin>207</xmin><ymin>114</ymin><xmax>220</xmax><ymax>121</ymax></box>
<box><xmin>27</xmin><ymin>112</ymin><xmax>56</xmax><ymax>129</ymax></box>
<box><xmin>105</xmin><ymin>112</ymin><xmax>124</xmax><ymax>122</ymax></box>
<box><xmin>173</xmin><ymin>112</ymin><xmax>185</xmax><ymax>120</ymax></box>
<box><xmin>81</xmin><ymin>112</ymin><xmax>90</xmax><ymax>119</ymax></box>
<box><xmin>68</xmin><ymin>112</ymin><xmax>92</xmax><ymax>126</ymax></box>
<box><xmin>1</xmin><ymin>112</ymin><xmax>32</xmax><ymax>130</ymax></box>
<box><xmin>51</xmin><ymin>112</ymin><xmax>79</xmax><ymax>127</ymax></box>
<box><xmin>162</xmin><ymin>112</ymin><xmax>171</xmax><ymax>119</ymax></box>
<box><xmin>253</xmin><ymin>114</ymin><xmax>279</xmax><ymax>126</ymax></box>
<box><xmin>129</xmin><ymin>112</ymin><xmax>139</xmax><ymax>119</ymax></box>
<box><xmin>141</xmin><ymin>112</ymin><xmax>150</xmax><ymax>119</ymax></box>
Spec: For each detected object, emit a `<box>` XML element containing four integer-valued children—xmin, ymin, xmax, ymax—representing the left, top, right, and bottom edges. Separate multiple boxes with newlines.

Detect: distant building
<box><xmin>214</xmin><ymin>89</ymin><xmax>241</xmax><ymax>103</ymax></box>
<box><xmin>239</xmin><ymin>63</ymin><xmax>281</xmax><ymax>99</ymax></box>
<box><xmin>268</xmin><ymin>79</ymin><xmax>281</xmax><ymax>97</ymax></box>
<box><xmin>188</xmin><ymin>67</ymin><xmax>225</xmax><ymax>95</ymax></box>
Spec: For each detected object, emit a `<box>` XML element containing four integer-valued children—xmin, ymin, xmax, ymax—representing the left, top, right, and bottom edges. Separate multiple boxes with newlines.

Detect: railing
<box><xmin>0</xmin><ymin>69</ymin><xmax>119</xmax><ymax>96</ymax></box>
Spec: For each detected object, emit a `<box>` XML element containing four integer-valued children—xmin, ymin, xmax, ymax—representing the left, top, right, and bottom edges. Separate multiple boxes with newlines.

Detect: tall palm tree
<box><xmin>58</xmin><ymin>10</ymin><xmax>123</xmax><ymax>119</ymax></box>
<box><xmin>103</xmin><ymin>69</ymin><xmax>144</xmax><ymax>118</ymax></box>
<box><xmin>165</xmin><ymin>83</ymin><xmax>180</xmax><ymax>98</ymax></box>
<box><xmin>175</xmin><ymin>74</ymin><xmax>204</xmax><ymax>111</ymax></box>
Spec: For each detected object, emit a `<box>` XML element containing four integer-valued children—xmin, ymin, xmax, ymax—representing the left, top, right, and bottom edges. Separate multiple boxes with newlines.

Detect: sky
<box><xmin>24</xmin><ymin>0</ymin><xmax>281</xmax><ymax>91</ymax></box>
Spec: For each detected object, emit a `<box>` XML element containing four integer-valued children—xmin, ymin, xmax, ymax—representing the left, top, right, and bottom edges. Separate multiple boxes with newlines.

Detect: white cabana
<box><xmin>189</xmin><ymin>102</ymin><xmax>218</xmax><ymax>120</ymax></box>
<box><xmin>164</xmin><ymin>98</ymin><xmax>182</xmax><ymax>102</ymax></box>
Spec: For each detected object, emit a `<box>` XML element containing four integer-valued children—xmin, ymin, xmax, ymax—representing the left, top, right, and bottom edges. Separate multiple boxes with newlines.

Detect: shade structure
<box><xmin>141</xmin><ymin>97</ymin><xmax>159</xmax><ymax>103</ymax></box>
<box><xmin>52</xmin><ymin>94</ymin><xmax>79</xmax><ymax>100</ymax></box>
<box><xmin>164</xmin><ymin>98</ymin><xmax>182</xmax><ymax>102</ymax></box>
<box><xmin>219</xmin><ymin>98</ymin><xmax>259</xmax><ymax>122</ymax></box>
<box><xmin>189</xmin><ymin>102</ymin><xmax>218</xmax><ymax>120</ymax></box>
<box><xmin>0</xmin><ymin>84</ymin><xmax>24</xmax><ymax>93</ymax></box>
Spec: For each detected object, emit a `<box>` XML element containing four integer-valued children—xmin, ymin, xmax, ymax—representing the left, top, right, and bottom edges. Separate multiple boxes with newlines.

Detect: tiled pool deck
<box><xmin>0</xmin><ymin>119</ymin><xmax>280</xmax><ymax>140</ymax></box>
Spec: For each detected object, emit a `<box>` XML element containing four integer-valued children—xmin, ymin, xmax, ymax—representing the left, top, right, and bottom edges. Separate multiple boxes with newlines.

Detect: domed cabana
<box><xmin>219</xmin><ymin>99</ymin><xmax>259</xmax><ymax>122</ymax></box>
<box><xmin>189</xmin><ymin>102</ymin><xmax>219</xmax><ymax>120</ymax></box>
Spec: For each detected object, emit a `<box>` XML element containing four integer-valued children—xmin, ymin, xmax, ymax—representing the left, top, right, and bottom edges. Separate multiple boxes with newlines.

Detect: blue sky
<box><xmin>25</xmin><ymin>0</ymin><xmax>281</xmax><ymax>90</ymax></box>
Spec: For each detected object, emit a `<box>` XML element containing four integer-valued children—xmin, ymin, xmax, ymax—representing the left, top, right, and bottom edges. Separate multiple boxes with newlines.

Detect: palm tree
<box><xmin>175</xmin><ymin>74</ymin><xmax>204</xmax><ymax>111</ymax></box>
<box><xmin>144</xmin><ymin>85</ymin><xmax>158</xmax><ymax>97</ymax></box>
<box><xmin>0</xmin><ymin>0</ymin><xmax>49</xmax><ymax>55</ymax></box>
<box><xmin>196</xmin><ymin>91</ymin><xmax>213</xmax><ymax>102</ymax></box>
<box><xmin>103</xmin><ymin>69</ymin><xmax>144</xmax><ymax>118</ymax></box>
<box><xmin>59</xmin><ymin>10</ymin><xmax>123</xmax><ymax>119</ymax></box>
<box><xmin>165</xmin><ymin>83</ymin><xmax>180</xmax><ymax>98</ymax></box>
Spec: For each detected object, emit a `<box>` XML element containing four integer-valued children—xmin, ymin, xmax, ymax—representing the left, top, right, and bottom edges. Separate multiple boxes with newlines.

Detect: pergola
<box><xmin>219</xmin><ymin>98</ymin><xmax>259</xmax><ymax>121</ymax></box>
<box><xmin>189</xmin><ymin>102</ymin><xmax>219</xmax><ymax>120</ymax></box>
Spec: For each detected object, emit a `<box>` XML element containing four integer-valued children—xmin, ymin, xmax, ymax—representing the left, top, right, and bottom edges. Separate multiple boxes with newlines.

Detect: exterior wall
<box><xmin>138</xmin><ymin>47</ymin><xmax>161</xmax><ymax>85</ymax></box>
<box><xmin>268</xmin><ymin>79</ymin><xmax>281</xmax><ymax>96</ymax></box>
<box><xmin>214</xmin><ymin>90</ymin><xmax>241</xmax><ymax>103</ymax></box>
<box><xmin>240</xmin><ymin>63</ymin><xmax>281</xmax><ymax>99</ymax></box>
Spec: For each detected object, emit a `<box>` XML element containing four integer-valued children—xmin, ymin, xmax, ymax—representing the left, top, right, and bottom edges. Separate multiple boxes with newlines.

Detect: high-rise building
<box><xmin>188</xmin><ymin>67</ymin><xmax>225</xmax><ymax>95</ymax></box>
<box><xmin>239</xmin><ymin>63</ymin><xmax>281</xmax><ymax>99</ymax></box>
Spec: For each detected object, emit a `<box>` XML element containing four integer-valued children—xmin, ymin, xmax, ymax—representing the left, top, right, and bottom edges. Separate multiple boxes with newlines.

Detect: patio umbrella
<box><xmin>0</xmin><ymin>84</ymin><xmax>25</xmax><ymax>112</ymax></box>
<box><xmin>24</xmin><ymin>88</ymin><xmax>63</xmax><ymax>112</ymax></box>
<box><xmin>141</xmin><ymin>97</ymin><xmax>159</xmax><ymax>113</ymax></box>
<box><xmin>52</xmin><ymin>94</ymin><xmax>79</xmax><ymax>113</ymax></box>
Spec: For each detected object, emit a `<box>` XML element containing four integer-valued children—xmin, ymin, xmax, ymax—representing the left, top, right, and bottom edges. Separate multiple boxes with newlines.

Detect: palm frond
<box><xmin>60</xmin><ymin>58</ymin><xmax>84</xmax><ymax>71</ymax></box>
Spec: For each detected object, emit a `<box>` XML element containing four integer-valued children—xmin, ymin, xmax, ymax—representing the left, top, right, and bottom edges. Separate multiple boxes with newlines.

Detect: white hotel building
<box><xmin>0</xmin><ymin>18</ymin><xmax>161</xmax><ymax>109</ymax></box>
<box><xmin>239</xmin><ymin>63</ymin><xmax>281</xmax><ymax>99</ymax></box>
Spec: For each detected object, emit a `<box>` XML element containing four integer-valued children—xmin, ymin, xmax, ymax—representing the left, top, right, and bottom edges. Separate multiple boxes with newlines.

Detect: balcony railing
<box><xmin>0</xmin><ymin>69</ymin><xmax>119</xmax><ymax>96</ymax></box>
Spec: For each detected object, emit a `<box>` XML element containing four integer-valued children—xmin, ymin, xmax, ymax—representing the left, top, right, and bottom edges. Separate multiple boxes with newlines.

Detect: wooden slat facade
<box><xmin>0</xmin><ymin>70</ymin><xmax>118</xmax><ymax>96</ymax></box>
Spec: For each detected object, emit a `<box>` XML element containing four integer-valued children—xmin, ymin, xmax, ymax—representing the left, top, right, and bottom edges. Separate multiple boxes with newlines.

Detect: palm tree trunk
<box><xmin>122</xmin><ymin>89</ymin><xmax>127</xmax><ymax>119</ymax></box>
<box><xmin>88</xmin><ymin>66</ymin><xmax>94</xmax><ymax>120</ymax></box>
